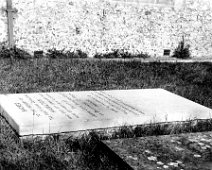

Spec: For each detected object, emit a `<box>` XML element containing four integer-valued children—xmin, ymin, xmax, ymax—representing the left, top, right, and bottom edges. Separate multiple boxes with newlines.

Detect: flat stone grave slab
<box><xmin>0</xmin><ymin>89</ymin><xmax>212</xmax><ymax>136</ymax></box>
<box><xmin>103</xmin><ymin>132</ymin><xmax>212</xmax><ymax>170</ymax></box>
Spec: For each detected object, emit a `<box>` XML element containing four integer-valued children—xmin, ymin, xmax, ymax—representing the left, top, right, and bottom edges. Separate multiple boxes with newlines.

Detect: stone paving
<box><xmin>103</xmin><ymin>131</ymin><xmax>212</xmax><ymax>170</ymax></box>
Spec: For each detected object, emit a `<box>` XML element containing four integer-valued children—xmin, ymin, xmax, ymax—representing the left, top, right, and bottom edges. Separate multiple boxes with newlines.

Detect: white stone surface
<box><xmin>7</xmin><ymin>0</ymin><xmax>212</xmax><ymax>58</ymax></box>
<box><xmin>0</xmin><ymin>89</ymin><xmax>212</xmax><ymax>136</ymax></box>
<box><xmin>174</xmin><ymin>0</ymin><xmax>185</xmax><ymax>10</ymax></box>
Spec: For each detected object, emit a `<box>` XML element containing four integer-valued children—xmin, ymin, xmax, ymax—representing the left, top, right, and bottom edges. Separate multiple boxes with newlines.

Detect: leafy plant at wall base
<box><xmin>93</xmin><ymin>53</ymin><xmax>103</xmax><ymax>59</ymax></box>
<box><xmin>12</xmin><ymin>46</ymin><xmax>31</xmax><ymax>59</ymax></box>
<box><xmin>75</xmin><ymin>50</ymin><xmax>88</xmax><ymax>58</ymax></box>
<box><xmin>120</xmin><ymin>51</ymin><xmax>131</xmax><ymax>58</ymax></box>
<box><xmin>172</xmin><ymin>37</ymin><xmax>191</xmax><ymax>59</ymax></box>
<box><xmin>0</xmin><ymin>46</ymin><xmax>31</xmax><ymax>59</ymax></box>
<box><xmin>0</xmin><ymin>46</ymin><xmax>10</xmax><ymax>58</ymax></box>
<box><xmin>93</xmin><ymin>49</ymin><xmax>150</xmax><ymax>59</ymax></box>
<box><xmin>46</xmin><ymin>49</ymin><xmax>88</xmax><ymax>58</ymax></box>
<box><xmin>46</xmin><ymin>48</ymin><xmax>67</xmax><ymax>59</ymax></box>
<box><xmin>137</xmin><ymin>53</ymin><xmax>151</xmax><ymax>59</ymax></box>
<box><xmin>65</xmin><ymin>51</ymin><xmax>76</xmax><ymax>58</ymax></box>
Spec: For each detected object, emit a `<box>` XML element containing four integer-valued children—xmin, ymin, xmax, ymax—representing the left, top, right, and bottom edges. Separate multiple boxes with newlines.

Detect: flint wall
<box><xmin>1</xmin><ymin>0</ymin><xmax>212</xmax><ymax>57</ymax></box>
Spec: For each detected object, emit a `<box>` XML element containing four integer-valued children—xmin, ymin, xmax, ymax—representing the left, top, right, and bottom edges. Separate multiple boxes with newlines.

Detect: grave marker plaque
<box><xmin>34</xmin><ymin>50</ymin><xmax>44</xmax><ymax>58</ymax></box>
<box><xmin>163</xmin><ymin>49</ymin><xmax>171</xmax><ymax>56</ymax></box>
<box><xmin>0</xmin><ymin>89</ymin><xmax>212</xmax><ymax>136</ymax></box>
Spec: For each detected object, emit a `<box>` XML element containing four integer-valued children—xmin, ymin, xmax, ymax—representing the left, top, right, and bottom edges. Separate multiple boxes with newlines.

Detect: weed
<box><xmin>46</xmin><ymin>48</ymin><xmax>67</xmax><ymax>59</ymax></box>
<box><xmin>65</xmin><ymin>51</ymin><xmax>76</xmax><ymax>58</ymax></box>
<box><xmin>112</xmin><ymin>125</ymin><xmax>134</xmax><ymax>139</ymax></box>
<box><xmin>0</xmin><ymin>46</ymin><xmax>10</xmax><ymax>58</ymax></box>
<box><xmin>46</xmin><ymin>48</ymin><xmax>88</xmax><ymax>59</ymax></box>
<box><xmin>109</xmin><ymin>119</ymin><xmax>212</xmax><ymax>139</ymax></box>
<box><xmin>93</xmin><ymin>49</ymin><xmax>150</xmax><ymax>59</ymax></box>
<box><xmin>74</xmin><ymin>49</ymin><xmax>88</xmax><ymax>58</ymax></box>
<box><xmin>0</xmin><ymin>46</ymin><xmax>31</xmax><ymax>60</ymax></box>
<box><xmin>172</xmin><ymin>36</ymin><xmax>191</xmax><ymax>59</ymax></box>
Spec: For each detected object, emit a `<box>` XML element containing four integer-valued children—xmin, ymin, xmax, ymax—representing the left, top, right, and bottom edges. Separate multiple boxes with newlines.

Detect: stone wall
<box><xmin>2</xmin><ymin>0</ymin><xmax>212</xmax><ymax>57</ymax></box>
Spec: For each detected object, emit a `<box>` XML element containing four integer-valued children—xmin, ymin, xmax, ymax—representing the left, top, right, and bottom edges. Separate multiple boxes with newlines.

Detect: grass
<box><xmin>109</xmin><ymin>119</ymin><xmax>212</xmax><ymax>139</ymax></box>
<box><xmin>0</xmin><ymin>117</ymin><xmax>118</xmax><ymax>170</ymax></box>
<box><xmin>1</xmin><ymin>58</ymin><xmax>212</xmax><ymax>169</ymax></box>
<box><xmin>0</xmin><ymin>58</ymin><xmax>212</xmax><ymax>108</ymax></box>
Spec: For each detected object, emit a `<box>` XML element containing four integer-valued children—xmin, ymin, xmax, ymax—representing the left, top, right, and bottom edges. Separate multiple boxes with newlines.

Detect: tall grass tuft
<box><xmin>172</xmin><ymin>36</ymin><xmax>191</xmax><ymax>59</ymax></box>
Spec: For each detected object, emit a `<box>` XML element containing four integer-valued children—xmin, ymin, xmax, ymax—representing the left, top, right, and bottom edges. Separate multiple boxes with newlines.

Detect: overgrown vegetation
<box><xmin>2</xmin><ymin>116</ymin><xmax>212</xmax><ymax>169</ymax></box>
<box><xmin>46</xmin><ymin>49</ymin><xmax>88</xmax><ymax>59</ymax></box>
<box><xmin>94</xmin><ymin>49</ymin><xmax>150</xmax><ymax>59</ymax></box>
<box><xmin>0</xmin><ymin>118</ymin><xmax>119</xmax><ymax>170</ymax></box>
<box><xmin>110</xmin><ymin>119</ymin><xmax>212</xmax><ymax>139</ymax></box>
<box><xmin>0</xmin><ymin>46</ymin><xmax>31</xmax><ymax>59</ymax></box>
<box><xmin>0</xmin><ymin>45</ymin><xmax>151</xmax><ymax>60</ymax></box>
<box><xmin>1</xmin><ymin>58</ymin><xmax>212</xmax><ymax>169</ymax></box>
<box><xmin>172</xmin><ymin>36</ymin><xmax>191</xmax><ymax>59</ymax></box>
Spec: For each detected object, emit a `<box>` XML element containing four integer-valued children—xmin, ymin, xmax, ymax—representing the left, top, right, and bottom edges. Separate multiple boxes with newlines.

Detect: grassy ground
<box><xmin>1</xmin><ymin>58</ymin><xmax>212</xmax><ymax>169</ymax></box>
<box><xmin>1</xmin><ymin>58</ymin><xmax>212</xmax><ymax>107</ymax></box>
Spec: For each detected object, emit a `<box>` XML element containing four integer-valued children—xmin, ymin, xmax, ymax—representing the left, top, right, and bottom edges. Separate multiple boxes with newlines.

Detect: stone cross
<box><xmin>6</xmin><ymin>0</ymin><xmax>17</xmax><ymax>48</ymax></box>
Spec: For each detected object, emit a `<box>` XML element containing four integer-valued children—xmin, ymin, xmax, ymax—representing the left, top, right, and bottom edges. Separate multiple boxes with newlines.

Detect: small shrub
<box><xmin>12</xmin><ymin>47</ymin><xmax>31</xmax><ymax>59</ymax></box>
<box><xmin>119</xmin><ymin>50</ymin><xmax>132</xmax><ymax>58</ymax></box>
<box><xmin>93</xmin><ymin>49</ymin><xmax>150</xmax><ymax>59</ymax></box>
<box><xmin>65</xmin><ymin>51</ymin><xmax>76</xmax><ymax>58</ymax></box>
<box><xmin>93</xmin><ymin>53</ymin><xmax>103</xmax><ymax>59</ymax></box>
<box><xmin>172</xmin><ymin>36</ymin><xmax>191</xmax><ymax>59</ymax></box>
<box><xmin>74</xmin><ymin>49</ymin><xmax>88</xmax><ymax>58</ymax></box>
<box><xmin>0</xmin><ymin>46</ymin><xmax>31</xmax><ymax>59</ymax></box>
<box><xmin>0</xmin><ymin>46</ymin><xmax>10</xmax><ymax>58</ymax></box>
<box><xmin>112</xmin><ymin>125</ymin><xmax>134</xmax><ymax>138</ymax></box>
<box><xmin>46</xmin><ymin>48</ymin><xmax>67</xmax><ymax>59</ymax></box>
<box><xmin>136</xmin><ymin>52</ymin><xmax>151</xmax><ymax>59</ymax></box>
<box><xmin>94</xmin><ymin>50</ymin><xmax>121</xmax><ymax>59</ymax></box>
<box><xmin>46</xmin><ymin>49</ymin><xmax>88</xmax><ymax>59</ymax></box>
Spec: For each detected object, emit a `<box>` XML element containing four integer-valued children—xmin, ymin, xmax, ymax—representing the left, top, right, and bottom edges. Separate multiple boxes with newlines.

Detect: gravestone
<box><xmin>103</xmin><ymin>132</ymin><xmax>212</xmax><ymax>170</ymax></box>
<box><xmin>0</xmin><ymin>89</ymin><xmax>212</xmax><ymax>136</ymax></box>
<box><xmin>163</xmin><ymin>49</ymin><xmax>171</xmax><ymax>56</ymax></box>
<box><xmin>34</xmin><ymin>50</ymin><xmax>44</xmax><ymax>58</ymax></box>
